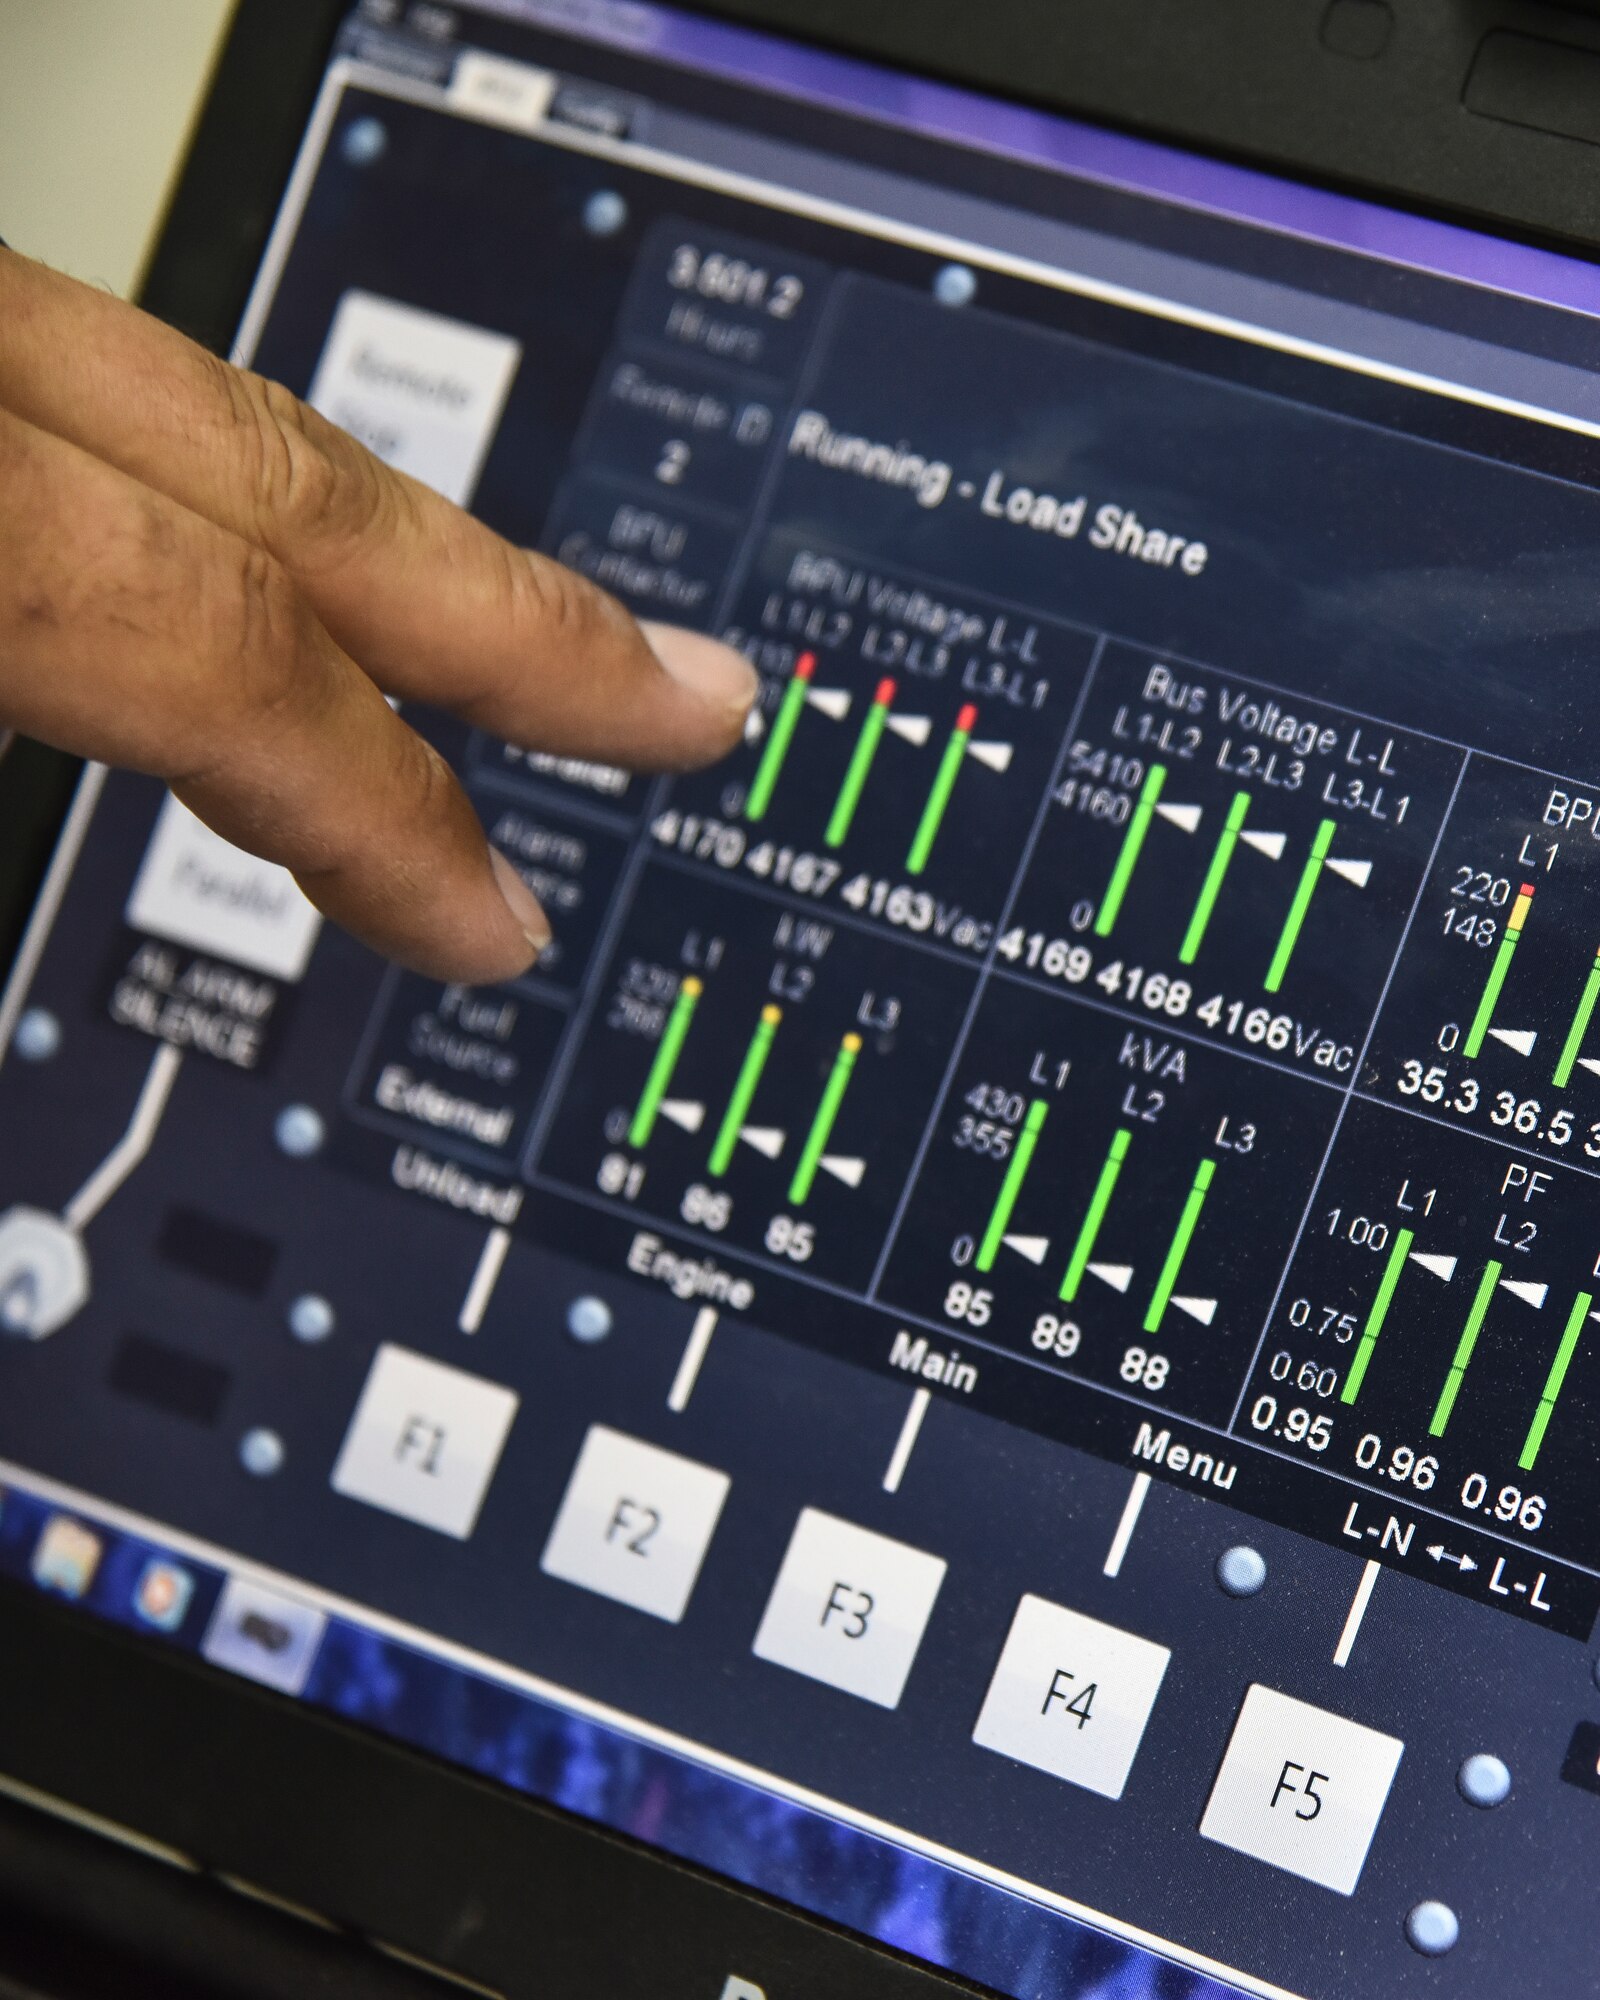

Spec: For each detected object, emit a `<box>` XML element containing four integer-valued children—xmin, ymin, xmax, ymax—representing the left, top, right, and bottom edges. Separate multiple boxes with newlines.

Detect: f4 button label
<box><xmin>973</xmin><ymin>1596</ymin><xmax>1170</xmax><ymax>1800</ymax></box>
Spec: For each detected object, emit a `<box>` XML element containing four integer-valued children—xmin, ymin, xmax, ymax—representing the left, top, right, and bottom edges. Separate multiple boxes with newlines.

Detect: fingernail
<box><xmin>642</xmin><ymin>622</ymin><xmax>758</xmax><ymax>716</ymax></box>
<box><xmin>490</xmin><ymin>848</ymin><xmax>552</xmax><ymax>954</ymax></box>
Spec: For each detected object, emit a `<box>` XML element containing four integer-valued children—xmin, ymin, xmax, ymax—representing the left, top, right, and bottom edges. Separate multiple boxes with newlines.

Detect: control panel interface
<box><xmin>5</xmin><ymin>6</ymin><xmax>1600</xmax><ymax>1997</ymax></box>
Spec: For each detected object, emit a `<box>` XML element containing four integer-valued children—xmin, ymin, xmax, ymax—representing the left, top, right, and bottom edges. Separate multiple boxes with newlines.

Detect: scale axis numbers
<box><xmin>1008</xmin><ymin>644</ymin><xmax>1461</xmax><ymax>1075</ymax></box>
<box><xmin>1239</xmin><ymin>1099</ymin><xmax>1599</xmax><ymax>1576</ymax></box>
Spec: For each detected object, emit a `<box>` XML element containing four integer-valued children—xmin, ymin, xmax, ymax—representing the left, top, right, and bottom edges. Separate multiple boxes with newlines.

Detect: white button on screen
<box><xmin>446</xmin><ymin>52</ymin><xmax>556</xmax><ymax>132</ymax></box>
<box><xmin>540</xmin><ymin>1424</ymin><xmax>730</xmax><ymax>1624</ymax></box>
<box><xmin>307</xmin><ymin>292</ymin><xmax>522</xmax><ymax>507</ymax></box>
<box><xmin>127</xmin><ymin>795</ymin><xmax>322</xmax><ymax>981</ymax></box>
<box><xmin>752</xmin><ymin>1507</ymin><xmax>946</xmax><ymax>1710</ymax></box>
<box><xmin>331</xmin><ymin>1343</ymin><xmax>518</xmax><ymax>1539</ymax></box>
<box><xmin>1200</xmin><ymin>1683</ymin><xmax>1403</xmax><ymax>1894</ymax></box>
<box><xmin>972</xmin><ymin>1594</ymin><xmax>1170</xmax><ymax>1800</ymax></box>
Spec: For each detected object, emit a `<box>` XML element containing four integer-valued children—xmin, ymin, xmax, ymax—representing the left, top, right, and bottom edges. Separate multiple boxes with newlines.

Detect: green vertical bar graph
<box><xmin>629</xmin><ymin>976</ymin><xmax>702</xmax><ymax>1149</ymax></box>
<box><xmin>1059</xmin><ymin>1128</ymin><xmax>1132</xmax><ymax>1303</ymax></box>
<box><xmin>976</xmin><ymin>1100</ymin><xmax>1049</xmax><ymax>1273</ymax></box>
<box><xmin>1144</xmin><ymin>1158</ymin><xmax>1216</xmax><ymax>1334</ymax></box>
<box><xmin>906</xmin><ymin>703</ymin><xmax>977</xmax><ymax>875</ymax></box>
<box><xmin>1429</xmin><ymin>1259</ymin><xmax>1502</xmax><ymax>1437</ymax></box>
<box><xmin>788</xmin><ymin>1033</ymin><xmax>862</xmax><ymax>1206</ymax></box>
<box><xmin>1180</xmin><ymin>791</ymin><xmax>1251</xmax><ymax>965</ymax></box>
<box><xmin>1464</xmin><ymin>883</ymin><xmax>1535</xmax><ymax>1059</ymax></box>
<box><xmin>1520</xmin><ymin>1290</ymin><xmax>1593</xmax><ymax>1470</ymax></box>
<box><xmin>1553</xmin><ymin>946</ymin><xmax>1600</xmax><ymax>1087</ymax></box>
<box><xmin>1095</xmin><ymin>764</ymin><xmax>1167</xmax><ymax>938</ymax></box>
<box><xmin>825</xmin><ymin>678</ymin><xmax>896</xmax><ymax>848</ymax></box>
<box><xmin>1340</xmin><ymin>1226</ymin><xmax>1414</xmax><ymax>1404</ymax></box>
<box><xmin>1264</xmin><ymin>819</ymin><xmax>1335</xmax><ymax>993</ymax></box>
<box><xmin>708</xmin><ymin>1004</ymin><xmax>782</xmax><ymax>1177</ymax></box>
<box><xmin>745</xmin><ymin>653</ymin><xmax>814</xmax><ymax>822</ymax></box>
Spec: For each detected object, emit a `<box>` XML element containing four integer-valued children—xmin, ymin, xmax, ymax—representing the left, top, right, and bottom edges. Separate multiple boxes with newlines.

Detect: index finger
<box><xmin>0</xmin><ymin>406</ymin><xmax>550</xmax><ymax>984</ymax></box>
<box><xmin>0</xmin><ymin>251</ymin><xmax>756</xmax><ymax>770</ymax></box>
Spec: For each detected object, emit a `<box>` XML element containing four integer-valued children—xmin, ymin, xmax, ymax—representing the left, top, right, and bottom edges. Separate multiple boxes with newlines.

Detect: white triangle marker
<box><xmin>1155</xmin><ymin>803</ymin><xmax>1202</xmax><ymax>834</ymax></box>
<box><xmin>1003</xmin><ymin>1234</ymin><xmax>1050</xmax><ymax>1265</ymax></box>
<box><xmin>967</xmin><ymin>740</ymin><xmax>1014</xmax><ymax>773</ymax></box>
<box><xmin>806</xmin><ymin>688</ymin><xmax>851</xmax><ymax>721</ymax></box>
<box><xmin>1171</xmin><ymin>1296</ymin><xmax>1219</xmax><ymax>1326</ymax></box>
<box><xmin>1580</xmin><ymin>1058</ymin><xmax>1600</xmax><ymax>1079</ymax></box>
<box><xmin>1409</xmin><ymin>1252</ymin><xmax>1457</xmax><ymax>1282</ymax></box>
<box><xmin>1488</xmin><ymin>1028</ymin><xmax>1538</xmax><ymax>1056</ymax></box>
<box><xmin>739</xmin><ymin>1126</ymin><xmax>786</xmax><ymax>1159</ymax></box>
<box><xmin>1239</xmin><ymin>830</ymin><xmax>1287</xmax><ymax>861</ymax></box>
<box><xmin>1500</xmin><ymin>1278</ymin><xmax>1548</xmax><ymax>1309</ymax></box>
<box><xmin>744</xmin><ymin>708</ymin><xmax>766</xmax><ymax>744</ymax></box>
<box><xmin>820</xmin><ymin>1155</ymin><xmax>866</xmax><ymax>1188</ymax></box>
<box><xmin>886</xmin><ymin>714</ymin><xmax>932</xmax><ymax>746</ymax></box>
<box><xmin>659</xmin><ymin>1100</ymin><xmax>705</xmax><ymax>1133</ymax></box>
<box><xmin>1326</xmin><ymin>857</ymin><xmax>1372</xmax><ymax>889</ymax></box>
<box><xmin>1087</xmin><ymin>1263</ymin><xmax>1134</xmax><ymax>1293</ymax></box>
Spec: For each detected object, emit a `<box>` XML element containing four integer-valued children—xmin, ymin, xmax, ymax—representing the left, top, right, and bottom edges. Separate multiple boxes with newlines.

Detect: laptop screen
<box><xmin>5</xmin><ymin>5</ymin><xmax>1600</xmax><ymax>1993</ymax></box>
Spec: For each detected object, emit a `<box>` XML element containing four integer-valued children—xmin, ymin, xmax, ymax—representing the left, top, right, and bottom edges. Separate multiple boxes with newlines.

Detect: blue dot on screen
<box><xmin>1216</xmin><ymin>1545</ymin><xmax>1267</xmax><ymax>1597</ymax></box>
<box><xmin>1406</xmin><ymin>1901</ymin><xmax>1460</xmax><ymax>1957</ymax></box>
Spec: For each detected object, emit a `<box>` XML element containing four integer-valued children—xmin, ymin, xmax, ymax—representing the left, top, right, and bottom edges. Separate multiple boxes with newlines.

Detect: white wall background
<box><xmin>0</xmin><ymin>0</ymin><xmax>234</xmax><ymax>297</ymax></box>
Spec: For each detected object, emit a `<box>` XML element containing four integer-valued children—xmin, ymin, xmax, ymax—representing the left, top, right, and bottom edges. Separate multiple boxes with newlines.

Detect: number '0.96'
<box><xmin>1459</xmin><ymin>1472</ymin><xmax>1545</xmax><ymax>1531</ymax></box>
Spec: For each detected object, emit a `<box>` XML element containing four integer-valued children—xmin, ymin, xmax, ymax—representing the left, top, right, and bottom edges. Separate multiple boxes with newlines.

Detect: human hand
<box><xmin>0</xmin><ymin>250</ymin><xmax>756</xmax><ymax>982</ymax></box>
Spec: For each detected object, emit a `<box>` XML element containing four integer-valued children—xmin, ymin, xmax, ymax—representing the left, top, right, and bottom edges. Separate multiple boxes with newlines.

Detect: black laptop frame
<box><xmin>6</xmin><ymin>0</ymin><xmax>1600</xmax><ymax>1992</ymax></box>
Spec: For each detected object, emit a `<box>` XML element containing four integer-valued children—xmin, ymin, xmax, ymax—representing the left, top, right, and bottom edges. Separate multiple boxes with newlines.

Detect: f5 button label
<box><xmin>1200</xmin><ymin>1684</ymin><xmax>1403</xmax><ymax>1894</ymax></box>
<box><xmin>753</xmin><ymin>1508</ymin><xmax>946</xmax><ymax>1709</ymax></box>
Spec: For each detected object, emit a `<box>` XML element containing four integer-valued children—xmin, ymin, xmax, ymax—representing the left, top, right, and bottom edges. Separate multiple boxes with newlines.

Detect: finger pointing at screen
<box><xmin>0</xmin><ymin>249</ymin><xmax>757</xmax><ymax>984</ymax></box>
